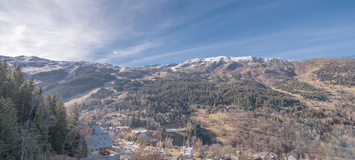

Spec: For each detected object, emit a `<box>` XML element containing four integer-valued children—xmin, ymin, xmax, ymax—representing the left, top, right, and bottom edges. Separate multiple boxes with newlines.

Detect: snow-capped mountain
<box><xmin>0</xmin><ymin>55</ymin><xmax>295</xmax><ymax>101</ymax></box>
<box><xmin>0</xmin><ymin>55</ymin><xmax>291</xmax><ymax>76</ymax></box>
<box><xmin>0</xmin><ymin>55</ymin><xmax>120</xmax><ymax>74</ymax></box>
<box><xmin>168</xmin><ymin>56</ymin><xmax>290</xmax><ymax>71</ymax></box>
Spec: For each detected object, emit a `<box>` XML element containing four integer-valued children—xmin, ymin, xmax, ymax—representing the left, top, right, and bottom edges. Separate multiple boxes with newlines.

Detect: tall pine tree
<box><xmin>31</xmin><ymin>104</ymin><xmax>52</xmax><ymax>158</ymax></box>
<box><xmin>50</xmin><ymin>98</ymin><xmax>68</xmax><ymax>153</ymax></box>
<box><xmin>69</xmin><ymin>102</ymin><xmax>79</xmax><ymax>130</ymax></box>
<box><xmin>0</xmin><ymin>98</ymin><xmax>20</xmax><ymax>159</ymax></box>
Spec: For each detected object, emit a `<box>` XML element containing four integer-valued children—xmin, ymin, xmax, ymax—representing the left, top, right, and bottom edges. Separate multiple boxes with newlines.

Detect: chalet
<box><xmin>236</xmin><ymin>150</ymin><xmax>243</xmax><ymax>160</ymax></box>
<box><xmin>83</xmin><ymin>124</ymin><xmax>114</xmax><ymax>155</ymax></box>
<box><xmin>117</xmin><ymin>126</ymin><xmax>132</xmax><ymax>134</ymax></box>
<box><xmin>109</xmin><ymin>129</ymin><xmax>119</xmax><ymax>138</ymax></box>
<box><xmin>236</xmin><ymin>150</ymin><xmax>242</xmax><ymax>155</ymax></box>
<box><xmin>260</xmin><ymin>152</ymin><xmax>279</xmax><ymax>160</ymax></box>
<box><xmin>287</xmin><ymin>155</ymin><xmax>298</xmax><ymax>160</ymax></box>
<box><xmin>135</xmin><ymin>131</ymin><xmax>157</xmax><ymax>147</ymax></box>
<box><xmin>180</xmin><ymin>146</ymin><xmax>193</xmax><ymax>158</ymax></box>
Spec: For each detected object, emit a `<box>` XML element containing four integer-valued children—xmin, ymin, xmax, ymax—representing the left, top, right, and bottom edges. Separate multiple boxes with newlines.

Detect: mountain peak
<box><xmin>0</xmin><ymin>55</ymin><xmax>120</xmax><ymax>74</ymax></box>
<box><xmin>169</xmin><ymin>56</ymin><xmax>289</xmax><ymax>71</ymax></box>
<box><xmin>0</xmin><ymin>55</ymin><xmax>290</xmax><ymax>74</ymax></box>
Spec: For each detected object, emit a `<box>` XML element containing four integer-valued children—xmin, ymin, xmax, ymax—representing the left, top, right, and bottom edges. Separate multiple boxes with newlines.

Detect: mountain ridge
<box><xmin>3</xmin><ymin>54</ymin><xmax>354</xmax><ymax>104</ymax></box>
<box><xmin>0</xmin><ymin>55</ymin><xmax>291</xmax><ymax>73</ymax></box>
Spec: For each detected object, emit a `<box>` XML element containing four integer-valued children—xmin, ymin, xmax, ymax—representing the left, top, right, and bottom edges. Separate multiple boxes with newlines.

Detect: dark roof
<box><xmin>136</xmin><ymin>132</ymin><xmax>157</xmax><ymax>143</ymax></box>
<box><xmin>254</xmin><ymin>158</ymin><xmax>263</xmax><ymax>160</ymax></box>
<box><xmin>136</xmin><ymin>132</ymin><xmax>153</xmax><ymax>139</ymax></box>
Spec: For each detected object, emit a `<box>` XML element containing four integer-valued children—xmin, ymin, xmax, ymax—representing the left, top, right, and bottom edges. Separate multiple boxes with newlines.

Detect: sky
<box><xmin>0</xmin><ymin>0</ymin><xmax>355</xmax><ymax>66</ymax></box>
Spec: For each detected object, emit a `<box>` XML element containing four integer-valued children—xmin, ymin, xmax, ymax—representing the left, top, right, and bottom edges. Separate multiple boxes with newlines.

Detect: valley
<box><xmin>2</xmin><ymin>55</ymin><xmax>355</xmax><ymax>159</ymax></box>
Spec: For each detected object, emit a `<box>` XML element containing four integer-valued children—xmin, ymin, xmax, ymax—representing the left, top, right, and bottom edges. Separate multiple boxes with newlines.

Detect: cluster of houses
<box><xmin>80</xmin><ymin>115</ymin><xmax>300</xmax><ymax>160</ymax></box>
<box><xmin>253</xmin><ymin>152</ymin><xmax>299</xmax><ymax>160</ymax></box>
<box><xmin>108</xmin><ymin>126</ymin><xmax>132</xmax><ymax>137</ymax></box>
<box><xmin>108</xmin><ymin>126</ymin><xmax>158</xmax><ymax>147</ymax></box>
<box><xmin>81</xmin><ymin>122</ymin><xmax>158</xmax><ymax>157</ymax></box>
<box><xmin>100</xmin><ymin>113</ymin><xmax>126</xmax><ymax>126</ymax></box>
<box><xmin>260</xmin><ymin>152</ymin><xmax>279</xmax><ymax>160</ymax></box>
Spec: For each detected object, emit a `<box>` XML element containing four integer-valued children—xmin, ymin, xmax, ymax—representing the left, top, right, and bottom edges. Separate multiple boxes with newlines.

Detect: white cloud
<box><xmin>0</xmin><ymin>0</ymin><xmax>107</xmax><ymax>60</ymax></box>
<box><xmin>116</xmin><ymin>42</ymin><xmax>161</xmax><ymax>57</ymax></box>
<box><xmin>0</xmin><ymin>0</ymin><xmax>164</xmax><ymax>61</ymax></box>
<box><xmin>97</xmin><ymin>41</ymin><xmax>162</xmax><ymax>63</ymax></box>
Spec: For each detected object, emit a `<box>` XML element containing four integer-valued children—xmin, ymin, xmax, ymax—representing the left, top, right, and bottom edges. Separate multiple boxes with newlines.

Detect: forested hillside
<box><xmin>314</xmin><ymin>62</ymin><xmax>355</xmax><ymax>86</ymax></box>
<box><xmin>76</xmin><ymin>58</ymin><xmax>355</xmax><ymax>159</ymax></box>
<box><xmin>33</xmin><ymin>69</ymin><xmax>69</xmax><ymax>83</ymax></box>
<box><xmin>3</xmin><ymin>55</ymin><xmax>355</xmax><ymax>159</ymax></box>
<box><xmin>0</xmin><ymin>60</ymin><xmax>85</xmax><ymax>159</ymax></box>
<box><xmin>277</xmin><ymin>80</ymin><xmax>330</xmax><ymax>100</ymax></box>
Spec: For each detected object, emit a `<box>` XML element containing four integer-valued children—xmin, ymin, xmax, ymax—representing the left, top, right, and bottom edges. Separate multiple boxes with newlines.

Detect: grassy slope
<box><xmin>64</xmin><ymin>81</ymin><xmax>115</xmax><ymax>107</ymax></box>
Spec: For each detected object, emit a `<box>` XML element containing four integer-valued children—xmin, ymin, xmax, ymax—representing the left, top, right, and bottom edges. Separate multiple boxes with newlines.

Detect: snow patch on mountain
<box><xmin>1</xmin><ymin>55</ymin><xmax>290</xmax><ymax>75</ymax></box>
<box><xmin>169</xmin><ymin>56</ymin><xmax>289</xmax><ymax>71</ymax></box>
<box><xmin>0</xmin><ymin>55</ymin><xmax>120</xmax><ymax>74</ymax></box>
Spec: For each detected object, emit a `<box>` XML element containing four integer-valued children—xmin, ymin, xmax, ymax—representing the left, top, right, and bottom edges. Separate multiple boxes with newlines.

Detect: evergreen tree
<box><xmin>47</xmin><ymin>94</ymin><xmax>57</xmax><ymax>116</ymax></box>
<box><xmin>17</xmin><ymin>80</ymin><xmax>32</xmax><ymax>123</ymax></box>
<box><xmin>160</xmin><ymin>127</ymin><xmax>166</xmax><ymax>142</ymax></box>
<box><xmin>68</xmin><ymin>103</ymin><xmax>81</xmax><ymax>156</ymax></box>
<box><xmin>0</xmin><ymin>98</ymin><xmax>20</xmax><ymax>159</ymax></box>
<box><xmin>32</xmin><ymin>104</ymin><xmax>52</xmax><ymax>158</ymax></box>
<box><xmin>50</xmin><ymin>97</ymin><xmax>68</xmax><ymax>153</ymax></box>
<box><xmin>69</xmin><ymin>102</ymin><xmax>80</xmax><ymax>130</ymax></box>
<box><xmin>0</xmin><ymin>59</ymin><xmax>75</xmax><ymax>158</ymax></box>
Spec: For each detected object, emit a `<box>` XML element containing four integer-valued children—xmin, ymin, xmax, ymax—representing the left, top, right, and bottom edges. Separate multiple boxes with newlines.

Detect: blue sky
<box><xmin>0</xmin><ymin>0</ymin><xmax>354</xmax><ymax>66</ymax></box>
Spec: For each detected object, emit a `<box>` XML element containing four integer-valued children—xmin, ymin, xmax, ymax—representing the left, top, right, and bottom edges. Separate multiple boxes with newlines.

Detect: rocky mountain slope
<box><xmin>2</xmin><ymin>55</ymin><xmax>355</xmax><ymax>107</ymax></box>
<box><xmin>1</xmin><ymin>55</ymin><xmax>295</xmax><ymax>97</ymax></box>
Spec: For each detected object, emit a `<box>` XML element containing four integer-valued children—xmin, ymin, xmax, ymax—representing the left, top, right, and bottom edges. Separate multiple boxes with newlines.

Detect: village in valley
<box><xmin>80</xmin><ymin>113</ymin><xmax>301</xmax><ymax>160</ymax></box>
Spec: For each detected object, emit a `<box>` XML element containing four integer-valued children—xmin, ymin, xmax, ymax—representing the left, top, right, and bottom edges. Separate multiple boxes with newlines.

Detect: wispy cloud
<box><xmin>116</xmin><ymin>42</ymin><xmax>161</xmax><ymax>57</ymax></box>
<box><xmin>0</xmin><ymin>0</ymin><xmax>110</xmax><ymax>60</ymax></box>
<box><xmin>119</xmin><ymin>46</ymin><xmax>209</xmax><ymax>66</ymax></box>
<box><xmin>0</xmin><ymin>0</ymin><xmax>166</xmax><ymax>61</ymax></box>
<box><xmin>98</xmin><ymin>41</ymin><xmax>162</xmax><ymax>63</ymax></box>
